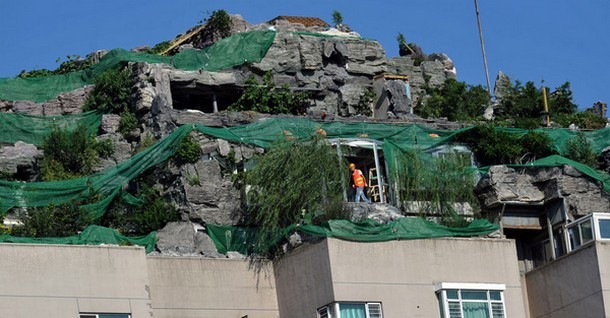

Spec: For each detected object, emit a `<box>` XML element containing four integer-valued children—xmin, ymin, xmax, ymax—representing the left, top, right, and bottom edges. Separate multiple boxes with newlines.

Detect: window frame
<box><xmin>317</xmin><ymin>301</ymin><xmax>383</xmax><ymax>318</ymax></box>
<box><xmin>434</xmin><ymin>283</ymin><xmax>506</xmax><ymax>318</ymax></box>
<box><xmin>79</xmin><ymin>314</ymin><xmax>131</xmax><ymax>318</ymax></box>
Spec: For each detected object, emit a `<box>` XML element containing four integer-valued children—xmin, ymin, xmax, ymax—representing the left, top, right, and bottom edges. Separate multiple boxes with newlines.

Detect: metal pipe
<box><xmin>542</xmin><ymin>87</ymin><xmax>550</xmax><ymax>127</ymax></box>
<box><xmin>336</xmin><ymin>141</ymin><xmax>348</xmax><ymax>202</ymax></box>
<box><xmin>212</xmin><ymin>93</ymin><xmax>218</xmax><ymax>113</ymax></box>
<box><xmin>474</xmin><ymin>0</ymin><xmax>493</xmax><ymax>101</ymax></box>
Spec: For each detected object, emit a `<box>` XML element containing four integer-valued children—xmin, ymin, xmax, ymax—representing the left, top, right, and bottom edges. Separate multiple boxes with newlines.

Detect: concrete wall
<box><xmin>274</xmin><ymin>240</ymin><xmax>336</xmax><ymax>318</ymax></box>
<box><xmin>275</xmin><ymin>237</ymin><xmax>527</xmax><ymax>318</ymax></box>
<box><xmin>525</xmin><ymin>242</ymin><xmax>604</xmax><ymax>318</ymax></box>
<box><xmin>147</xmin><ymin>256</ymin><xmax>279</xmax><ymax>318</ymax></box>
<box><xmin>0</xmin><ymin>244</ymin><xmax>152</xmax><ymax>318</ymax></box>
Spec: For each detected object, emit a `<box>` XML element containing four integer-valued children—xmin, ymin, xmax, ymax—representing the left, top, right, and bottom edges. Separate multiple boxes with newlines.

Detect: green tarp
<box><xmin>206</xmin><ymin>218</ymin><xmax>500</xmax><ymax>255</ymax></box>
<box><xmin>0</xmin><ymin>110</ymin><xmax>103</xmax><ymax>145</ymax></box>
<box><xmin>0</xmin><ymin>30</ymin><xmax>276</xmax><ymax>102</ymax></box>
<box><xmin>0</xmin><ymin>225</ymin><xmax>156</xmax><ymax>253</ymax></box>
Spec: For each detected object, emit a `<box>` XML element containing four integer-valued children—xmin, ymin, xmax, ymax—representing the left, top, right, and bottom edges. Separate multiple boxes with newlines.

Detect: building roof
<box><xmin>268</xmin><ymin>16</ymin><xmax>330</xmax><ymax>28</ymax></box>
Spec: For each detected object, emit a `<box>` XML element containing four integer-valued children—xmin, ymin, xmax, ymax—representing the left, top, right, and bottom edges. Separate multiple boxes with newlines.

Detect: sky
<box><xmin>1</xmin><ymin>1</ymin><xmax>608</xmax><ymax>110</ymax></box>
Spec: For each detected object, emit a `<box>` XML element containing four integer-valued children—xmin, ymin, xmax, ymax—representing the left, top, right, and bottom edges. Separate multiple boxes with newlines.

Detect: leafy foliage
<box><xmin>354</xmin><ymin>88</ymin><xmax>375</xmax><ymax>117</ymax></box>
<box><xmin>101</xmin><ymin>181</ymin><xmax>179</xmax><ymax>235</ymax></box>
<box><xmin>146</xmin><ymin>41</ymin><xmax>172</xmax><ymax>55</ymax></box>
<box><xmin>229</xmin><ymin>72</ymin><xmax>310</xmax><ymax>115</ymax></box>
<box><xmin>40</xmin><ymin>124</ymin><xmax>114</xmax><ymax>181</ymax></box>
<box><xmin>331</xmin><ymin>10</ymin><xmax>344</xmax><ymax>26</ymax></box>
<box><xmin>82</xmin><ymin>67</ymin><xmax>135</xmax><ymax>114</ymax></box>
<box><xmin>245</xmin><ymin>135</ymin><xmax>349</xmax><ymax>253</ymax></box>
<box><xmin>457</xmin><ymin>125</ymin><xmax>556</xmax><ymax>165</ymax></box>
<box><xmin>205</xmin><ymin>9</ymin><xmax>232</xmax><ymax>38</ymax></box>
<box><xmin>119</xmin><ymin>110</ymin><xmax>139</xmax><ymax>135</ymax></box>
<box><xmin>397</xmin><ymin>151</ymin><xmax>478</xmax><ymax>227</ymax></box>
<box><xmin>11</xmin><ymin>202</ymin><xmax>94</xmax><ymax>237</ymax></box>
<box><xmin>175</xmin><ymin>135</ymin><xmax>202</xmax><ymax>164</ymax></box>
<box><xmin>553</xmin><ymin>111</ymin><xmax>608</xmax><ymax>130</ymax></box>
<box><xmin>18</xmin><ymin>54</ymin><xmax>94</xmax><ymax>78</ymax></box>
<box><xmin>565</xmin><ymin>132</ymin><xmax>599</xmax><ymax>168</ymax></box>
<box><xmin>416</xmin><ymin>78</ymin><xmax>489</xmax><ymax>121</ymax></box>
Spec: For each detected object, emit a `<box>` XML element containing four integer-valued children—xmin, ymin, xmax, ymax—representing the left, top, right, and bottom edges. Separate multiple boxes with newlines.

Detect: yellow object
<box><xmin>349</xmin><ymin>163</ymin><xmax>356</xmax><ymax>169</ymax></box>
<box><xmin>160</xmin><ymin>24</ymin><xmax>207</xmax><ymax>56</ymax></box>
<box><xmin>542</xmin><ymin>87</ymin><xmax>550</xmax><ymax>127</ymax></box>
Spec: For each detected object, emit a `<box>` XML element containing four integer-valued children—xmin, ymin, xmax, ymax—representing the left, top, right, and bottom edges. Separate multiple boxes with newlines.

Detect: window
<box><xmin>317</xmin><ymin>302</ymin><xmax>383</xmax><ymax>318</ymax></box>
<box><xmin>568</xmin><ymin>217</ymin><xmax>594</xmax><ymax>250</ymax></box>
<box><xmin>435</xmin><ymin>283</ymin><xmax>505</xmax><ymax>318</ymax></box>
<box><xmin>80</xmin><ymin>314</ymin><xmax>130</xmax><ymax>318</ymax></box>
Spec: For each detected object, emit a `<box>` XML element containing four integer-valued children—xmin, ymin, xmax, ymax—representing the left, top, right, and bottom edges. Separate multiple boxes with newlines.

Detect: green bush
<box><xmin>11</xmin><ymin>203</ymin><xmax>94</xmax><ymax>237</ymax></box>
<box><xmin>146</xmin><ymin>41</ymin><xmax>172</xmax><ymax>55</ymax></box>
<box><xmin>553</xmin><ymin>111</ymin><xmax>607</xmax><ymax>130</ymax></box>
<box><xmin>519</xmin><ymin>131</ymin><xmax>556</xmax><ymax>161</ymax></box>
<box><xmin>331</xmin><ymin>10</ymin><xmax>344</xmax><ymax>26</ymax></box>
<box><xmin>100</xmin><ymin>181</ymin><xmax>179</xmax><ymax>235</ymax></box>
<box><xmin>40</xmin><ymin>124</ymin><xmax>114</xmax><ymax>181</ymax></box>
<box><xmin>82</xmin><ymin>67</ymin><xmax>135</xmax><ymax>114</ymax></box>
<box><xmin>397</xmin><ymin>151</ymin><xmax>478</xmax><ymax>227</ymax></box>
<box><xmin>457</xmin><ymin>125</ymin><xmax>522</xmax><ymax>165</ymax></box>
<box><xmin>416</xmin><ymin>78</ymin><xmax>489</xmax><ymax>121</ymax></box>
<box><xmin>205</xmin><ymin>9</ymin><xmax>232</xmax><ymax>38</ymax></box>
<box><xmin>354</xmin><ymin>88</ymin><xmax>375</xmax><ymax>117</ymax></box>
<box><xmin>18</xmin><ymin>54</ymin><xmax>94</xmax><ymax>78</ymax></box>
<box><xmin>565</xmin><ymin>132</ymin><xmax>599</xmax><ymax>168</ymax></box>
<box><xmin>119</xmin><ymin>110</ymin><xmax>139</xmax><ymax>135</ymax></box>
<box><xmin>175</xmin><ymin>135</ymin><xmax>202</xmax><ymax>164</ymax></box>
<box><xmin>245</xmin><ymin>135</ymin><xmax>348</xmax><ymax>254</ymax></box>
<box><xmin>228</xmin><ymin>72</ymin><xmax>310</xmax><ymax>115</ymax></box>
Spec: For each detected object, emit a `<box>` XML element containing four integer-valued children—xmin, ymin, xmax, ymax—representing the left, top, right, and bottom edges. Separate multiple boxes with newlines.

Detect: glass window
<box><xmin>598</xmin><ymin>219</ymin><xmax>610</xmax><ymax>239</ymax></box>
<box><xmin>581</xmin><ymin>220</ymin><xmax>593</xmax><ymax>243</ymax></box>
<box><xmin>438</xmin><ymin>288</ymin><xmax>505</xmax><ymax>318</ymax></box>
<box><xmin>569</xmin><ymin>225</ymin><xmax>582</xmax><ymax>250</ymax></box>
<box><xmin>318</xmin><ymin>302</ymin><xmax>382</xmax><ymax>318</ymax></box>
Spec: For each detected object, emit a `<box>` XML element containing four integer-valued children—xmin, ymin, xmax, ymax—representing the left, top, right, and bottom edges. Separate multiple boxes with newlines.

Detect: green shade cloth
<box><xmin>0</xmin><ymin>30</ymin><xmax>276</xmax><ymax>102</ymax></box>
<box><xmin>206</xmin><ymin>218</ymin><xmax>499</xmax><ymax>255</ymax></box>
<box><xmin>0</xmin><ymin>110</ymin><xmax>103</xmax><ymax>145</ymax></box>
<box><xmin>0</xmin><ymin>225</ymin><xmax>156</xmax><ymax>253</ymax></box>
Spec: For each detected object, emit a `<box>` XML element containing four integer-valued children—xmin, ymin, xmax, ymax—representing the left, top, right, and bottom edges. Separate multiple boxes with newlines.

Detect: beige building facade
<box><xmin>0</xmin><ymin>236</ymin><xmax>531</xmax><ymax>318</ymax></box>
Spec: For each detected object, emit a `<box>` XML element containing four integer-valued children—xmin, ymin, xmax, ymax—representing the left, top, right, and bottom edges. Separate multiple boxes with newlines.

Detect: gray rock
<box><xmin>156</xmin><ymin>222</ymin><xmax>196</xmax><ymax>254</ymax></box>
<box><xmin>349</xmin><ymin>203</ymin><xmax>403</xmax><ymax>223</ymax></box>
<box><xmin>101</xmin><ymin>114</ymin><xmax>121</xmax><ymax>134</ymax></box>
<box><xmin>0</xmin><ymin>141</ymin><xmax>41</xmax><ymax>179</ymax></box>
<box><xmin>195</xmin><ymin>231</ymin><xmax>225</xmax><ymax>257</ymax></box>
<box><xmin>13</xmin><ymin>100</ymin><xmax>43</xmax><ymax>115</ymax></box>
<box><xmin>217</xmin><ymin>139</ymin><xmax>231</xmax><ymax>156</ymax></box>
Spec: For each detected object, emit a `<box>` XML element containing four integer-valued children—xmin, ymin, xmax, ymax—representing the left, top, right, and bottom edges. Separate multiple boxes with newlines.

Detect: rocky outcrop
<box><xmin>4</xmin><ymin>86</ymin><xmax>92</xmax><ymax>115</ymax></box>
<box><xmin>476</xmin><ymin>165</ymin><xmax>610</xmax><ymax>217</ymax></box>
<box><xmin>0</xmin><ymin>141</ymin><xmax>42</xmax><ymax>181</ymax></box>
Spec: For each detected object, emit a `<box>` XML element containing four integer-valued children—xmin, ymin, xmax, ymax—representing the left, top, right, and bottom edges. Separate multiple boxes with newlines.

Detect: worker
<box><xmin>350</xmin><ymin>163</ymin><xmax>372</xmax><ymax>204</ymax></box>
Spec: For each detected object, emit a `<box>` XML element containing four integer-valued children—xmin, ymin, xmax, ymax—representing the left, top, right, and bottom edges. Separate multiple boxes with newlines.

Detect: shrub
<box><xmin>100</xmin><ymin>183</ymin><xmax>179</xmax><ymax>235</ymax></box>
<box><xmin>119</xmin><ymin>110</ymin><xmax>139</xmax><ymax>135</ymax></box>
<box><xmin>457</xmin><ymin>125</ymin><xmax>522</xmax><ymax>165</ymax></box>
<box><xmin>175</xmin><ymin>135</ymin><xmax>202</xmax><ymax>164</ymax></box>
<box><xmin>228</xmin><ymin>72</ymin><xmax>310</xmax><ymax>115</ymax></box>
<box><xmin>245</xmin><ymin>135</ymin><xmax>348</xmax><ymax>254</ymax></box>
<box><xmin>354</xmin><ymin>88</ymin><xmax>375</xmax><ymax>117</ymax></box>
<box><xmin>565</xmin><ymin>132</ymin><xmax>598</xmax><ymax>168</ymax></box>
<box><xmin>82</xmin><ymin>67</ymin><xmax>135</xmax><ymax>114</ymax></box>
<box><xmin>518</xmin><ymin>131</ymin><xmax>556</xmax><ymax>161</ymax></box>
<box><xmin>18</xmin><ymin>54</ymin><xmax>94</xmax><ymax>78</ymax></box>
<box><xmin>11</xmin><ymin>202</ymin><xmax>94</xmax><ymax>237</ymax></box>
<box><xmin>416</xmin><ymin>78</ymin><xmax>489</xmax><ymax>121</ymax></box>
<box><xmin>205</xmin><ymin>9</ymin><xmax>232</xmax><ymax>38</ymax></box>
<box><xmin>146</xmin><ymin>41</ymin><xmax>172</xmax><ymax>55</ymax></box>
<box><xmin>331</xmin><ymin>10</ymin><xmax>343</xmax><ymax>26</ymax></box>
<box><xmin>40</xmin><ymin>124</ymin><xmax>114</xmax><ymax>181</ymax></box>
<box><xmin>397</xmin><ymin>151</ymin><xmax>478</xmax><ymax>227</ymax></box>
<box><xmin>553</xmin><ymin>111</ymin><xmax>607</xmax><ymax>130</ymax></box>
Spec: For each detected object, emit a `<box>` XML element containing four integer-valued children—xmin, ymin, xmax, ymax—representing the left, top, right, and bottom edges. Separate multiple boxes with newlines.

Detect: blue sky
<box><xmin>1</xmin><ymin>1</ymin><xmax>608</xmax><ymax>110</ymax></box>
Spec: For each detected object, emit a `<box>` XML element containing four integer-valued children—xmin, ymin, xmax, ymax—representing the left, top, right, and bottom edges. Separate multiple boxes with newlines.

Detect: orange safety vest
<box><xmin>352</xmin><ymin>169</ymin><xmax>366</xmax><ymax>187</ymax></box>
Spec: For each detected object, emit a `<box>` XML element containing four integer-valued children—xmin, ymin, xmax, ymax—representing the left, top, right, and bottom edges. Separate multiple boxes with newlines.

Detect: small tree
<box><xmin>83</xmin><ymin>67</ymin><xmax>135</xmax><ymax>114</ymax></box>
<box><xmin>245</xmin><ymin>135</ymin><xmax>349</xmax><ymax>254</ymax></box>
<box><xmin>228</xmin><ymin>72</ymin><xmax>309</xmax><ymax>115</ymax></box>
<box><xmin>331</xmin><ymin>10</ymin><xmax>343</xmax><ymax>26</ymax></box>
<box><xmin>565</xmin><ymin>132</ymin><xmax>598</xmax><ymax>168</ymax></box>
<box><xmin>205</xmin><ymin>9</ymin><xmax>232</xmax><ymax>38</ymax></box>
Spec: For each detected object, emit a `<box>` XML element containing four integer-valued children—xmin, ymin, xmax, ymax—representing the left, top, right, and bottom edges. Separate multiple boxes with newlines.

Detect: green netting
<box><xmin>206</xmin><ymin>218</ymin><xmax>499</xmax><ymax>255</ymax></box>
<box><xmin>0</xmin><ymin>225</ymin><xmax>156</xmax><ymax>253</ymax></box>
<box><xmin>478</xmin><ymin>154</ymin><xmax>610</xmax><ymax>192</ymax></box>
<box><xmin>0</xmin><ymin>30</ymin><xmax>276</xmax><ymax>102</ymax></box>
<box><xmin>0</xmin><ymin>110</ymin><xmax>103</xmax><ymax>145</ymax></box>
